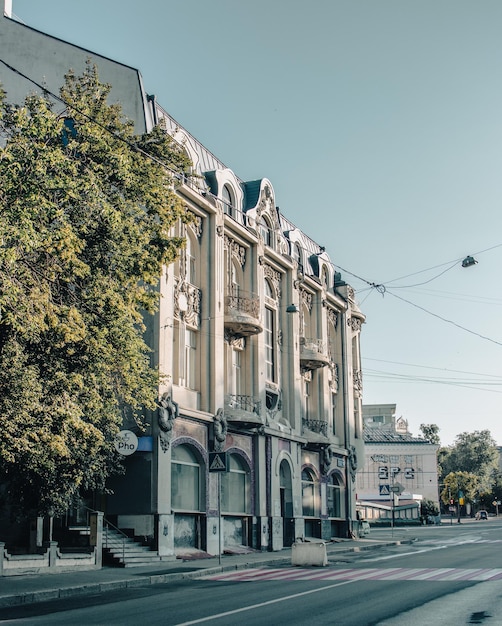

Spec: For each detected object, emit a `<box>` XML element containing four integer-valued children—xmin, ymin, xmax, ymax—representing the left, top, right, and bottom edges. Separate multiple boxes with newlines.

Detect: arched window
<box><xmin>171</xmin><ymin>445</ymin><xmax>205</xmax><ymax>512</ymax></box>
<box><xmin>222</xmin><ymin>184</ymin><xmax>234</xmax><ymax>217</ymax></box>
<box><xmin>321</xmin><ymin>266</ymin><xmax>329</xmax><ymax>289</ymax></box>
<box><xmin>302</xmin><ymin>468</ymin><xmax>319</xmax><ymax>517</ymax></box>
<box><xmin>280</xmin><ymin>460</ymin><xmax>293</xmax><ymax>518</ymax></box>
<box><xmin>259</xmin><ymin>215</ymin><xmax>272</xmax><ymax>246</ymax></box>
<box><xmin>221</xmin><ymin>454</ymin><xmax>250</xmax><ymax>514</ymax></box>
<box><xmin>327</xmin><ymin>473</ymin><xmax>343</xmax><ymax>518</ymax></box>
<box><xmin>292</xmin><ymin>243</ymin><xmax>303</xmax><ymax>273</ymax></box>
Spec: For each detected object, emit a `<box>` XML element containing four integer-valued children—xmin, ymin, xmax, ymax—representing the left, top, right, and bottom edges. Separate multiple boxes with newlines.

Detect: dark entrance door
<box><xmin>280</xmin><ymin>460</ymin><xmax>295</xmax><ymax>547</ymax></box>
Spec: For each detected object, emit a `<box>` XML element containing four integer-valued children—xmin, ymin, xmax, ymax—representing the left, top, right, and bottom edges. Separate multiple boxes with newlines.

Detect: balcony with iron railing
<box><xmin>300</xmin><ymin>337</ymin><xmax>330</xmax><ymax>371</ymax></box>
<box><xmin>302</xmin><ymin>419</ymin><xmax>328</xmax><ymax>437</ymax></box>
<box><xmin>302</xmin><ymin>418</ymin><xmax>330</xmax><ymax>444</ymax></box>
<box><xmin>224</xmin><ymin>290</ymin><xmax>263</xmax><ymax>340</ymax></box>
<box><xmin>224</xmin><ymin>394</ymin><xmax>264</xmax><ymax>429</ymax></box>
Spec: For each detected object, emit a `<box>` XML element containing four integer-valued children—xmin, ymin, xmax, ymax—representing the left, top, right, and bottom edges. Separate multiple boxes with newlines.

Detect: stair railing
<box><xmin>82</xmin><ymin>505</ymin><xmax>128</xmax><ymax>564</ymax></box>
<box><xmin>103</xmin><ymin>518</ymin><xmax>129</xmax><ymax>565</ymax></box>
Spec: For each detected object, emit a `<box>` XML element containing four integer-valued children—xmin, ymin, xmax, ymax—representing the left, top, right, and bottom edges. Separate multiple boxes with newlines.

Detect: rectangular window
<box><xmin>327</xmin><ymin>485</ymin><xmax>341</xmax><ymax>517</ymax></box>
<box><xmin>264</xmin><ymin>307</ymin><xmax>275</xmax><ymax>382</ymax></box>
<box><xmin>222</xmin><ymin>471</ymin><xmax>249</xmax><ymax>513</ymax></box>
<box><xmin>331</xmin><ymin>392</ymin><xmax>337</xmax><ymax>435</ymax></box>
<box><xmin>171</xmin><ymin>463</ymin><xmax>200</xmax><ymax>511</ymax></box>
<box><xmin>184</xmin><ymin>329</ymin><xmax>197</xmax><ymax>389</ymax></box>
<box><xmin>232</xmin><ymin>348</ymin><xmax>242</xmax><ymax>396</ymax></box>
<box><xmin>304</xmin><ymin>380</ymin><xmax>310</xmax><ymax>419</ymax></box>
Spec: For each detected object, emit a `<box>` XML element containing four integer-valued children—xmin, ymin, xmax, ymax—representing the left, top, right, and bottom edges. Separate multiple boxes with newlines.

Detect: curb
<box><xmin>0</xmin><ymin>539</ymin><xmax>413</xmax><ymax>609</ymax></box>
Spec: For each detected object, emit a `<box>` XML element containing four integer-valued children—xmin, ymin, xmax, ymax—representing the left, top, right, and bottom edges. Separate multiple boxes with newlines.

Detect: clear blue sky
<box><xmin>11</xmin><ymin>0</ymin><xmax>502</xmax><ymax>447</ymax></box>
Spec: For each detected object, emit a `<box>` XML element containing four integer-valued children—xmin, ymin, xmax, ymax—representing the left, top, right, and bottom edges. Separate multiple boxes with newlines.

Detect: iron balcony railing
<box><xmin>302</xmin><ymin>419</ymin><xmax>328</xmax><ymax>437</ymax></box>
<box><xmin>225</xmin><ymin>394</ymin><xmax>261</xmax><ymax>416</ymax></box>
<box><xmin>225</xmin><ymin>291</ymin><xmax>260</xmax><ymax>319</ymax></box>
<box><xmin>300</xmin><ymin>337</ymin><xmax>328</xmax><ymax>354</ymax></box>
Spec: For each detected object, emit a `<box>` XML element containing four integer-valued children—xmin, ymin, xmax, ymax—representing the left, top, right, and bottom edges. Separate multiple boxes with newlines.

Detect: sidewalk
<box><xmin>0</xmin><ymin>531</ymin><xmax>413</xmax><ymax>609</ymax></box>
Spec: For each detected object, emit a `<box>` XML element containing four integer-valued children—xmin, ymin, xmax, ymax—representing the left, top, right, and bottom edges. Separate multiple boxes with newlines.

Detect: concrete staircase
<box><xmin>103</xmin><ymin>527</ymin><xmax>162</xmax><ymax>568</ymax></box>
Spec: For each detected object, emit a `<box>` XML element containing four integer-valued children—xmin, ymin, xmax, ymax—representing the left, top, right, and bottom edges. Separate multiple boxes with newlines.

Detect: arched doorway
<box><xmin>280</xmin><ymin>460</ymin><xmax>294</xmax><ymax>547</ymax></box>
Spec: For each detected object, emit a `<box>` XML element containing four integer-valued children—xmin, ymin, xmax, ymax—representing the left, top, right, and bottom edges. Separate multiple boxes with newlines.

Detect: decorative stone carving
<box><xmin>187</xmin><ymin>212</ymin><xmax>203</xmax><ymax>239</ymax></box>
<box><xmin>173</xmin><ymin>277</ymin><xmax>202</xmax><ymax>327</ymax></box>
<box><xmin>213</xmin><ymin>408</ymin><xmax>228</xmax><ymax>452</ymax></box>
<box><xmin>327</xmin><ymin>307</ymin><xmax>338</xmax><ymax>329</ymax></box>
<box><xmin>224</xmin><ymin>235</ymin><xmax>246</xmax><ymax>267</ymax></box>
<box><xmin>263</xmin><ymin>264</ymin><xmax>282</xmax><ymax>300</ymax></box>
<box><xmin>328</xmin><ymin>362</ymin><xmax>339</xmax><ymax>392</ymax></box>
<box><xmin>347</xmin><ymin>316</ymin><xmax>362</xmax><ymax>332</ymax></box>
<box><xmin>300</xmin><ymin>288</ymin><xmax>313</xmax><ymax>312</ymax></box>
<box><xmin>322</xmin><ymin>445</ymin><xmax>337</xmax><ymax>474</ymax></box>
<box><xmin>158</xmin><ymin>393</ymin><xmax>179</xmax><ymax>452</ymax></box>
<box><xmin>348</xmin><ymin>445</ymin><xmax>358</xmax><ymax>482</ymax></box>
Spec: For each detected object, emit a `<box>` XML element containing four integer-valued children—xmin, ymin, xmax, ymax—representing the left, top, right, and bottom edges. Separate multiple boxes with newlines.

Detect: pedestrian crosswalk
<box><xmin>204</xmin><ymin>567</ymin><xmax>502</xmax><ymax>583</ymax></box>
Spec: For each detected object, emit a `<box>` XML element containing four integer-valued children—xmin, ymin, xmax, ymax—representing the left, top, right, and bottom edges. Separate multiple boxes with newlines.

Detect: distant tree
<box><xmin>440</xmin><ymin>430</ymin><xmax>498</xmax><ymax>493</ymax></box>
<box><xmin>0</xmin><ymin>63</ymin><xmax>192</xmax><ymax>518</ymax></box>
<box><xmin>441</xmin><ymin>471</ymin><xmax>478</xmax><ymax>507</ymax></box>
<box><xmin>420</xmin><ymin>498</ymin><xmax>439</xmax><ymax>519</ymax></box>
<box><xmin>419</xmin><ymin>423</ymin><xmax>441</xmax><ymax>445</ymax></box>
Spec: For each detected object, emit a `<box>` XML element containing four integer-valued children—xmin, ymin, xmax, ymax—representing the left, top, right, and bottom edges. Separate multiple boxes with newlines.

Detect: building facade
<box><xmin>1</xmin><ymin>3</ymin><xmax>366</xmax><ymax>555</ymax></box>
<box><xmin>356</xmin><ymin>404</ymin><xmax>439</xmax><ymax>524</ymax></box>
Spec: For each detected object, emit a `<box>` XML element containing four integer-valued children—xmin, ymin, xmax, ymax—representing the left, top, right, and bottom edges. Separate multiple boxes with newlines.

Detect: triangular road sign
<box><xmin>209</xmin><ymin>452</ymin><xmax>228</xmax><ymax>472</ymax></box>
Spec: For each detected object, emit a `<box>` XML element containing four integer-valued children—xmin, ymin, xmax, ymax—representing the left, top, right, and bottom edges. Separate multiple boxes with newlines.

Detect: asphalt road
<box><xmin>1</xmin><ymin>519</ymin><xmax>501</xmax><ymax>625</ymax></box>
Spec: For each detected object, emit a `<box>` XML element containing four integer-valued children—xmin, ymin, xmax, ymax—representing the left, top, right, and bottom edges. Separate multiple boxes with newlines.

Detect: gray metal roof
<box><xmin>363</xmin><ymin>427</ymin><xmax>429</xmax><ymax>444</ymax></box>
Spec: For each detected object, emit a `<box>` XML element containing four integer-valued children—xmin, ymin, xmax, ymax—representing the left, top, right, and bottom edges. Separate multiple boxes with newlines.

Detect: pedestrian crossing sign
<box><xmin>209</xmin><ymin>452</ymin><xmax>228</xmax><ymax>472</ymax></box>
<box><xmin>379</xmin><ymin>484</ymin><xmax>390</xmax><ymax>496</ymax></box>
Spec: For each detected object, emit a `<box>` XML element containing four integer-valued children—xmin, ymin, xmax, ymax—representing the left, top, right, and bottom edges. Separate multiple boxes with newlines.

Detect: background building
<box><xmin>1</xmin><ymin>2</ymin><xmax>366</xmax><ymax>557</ymax></box>
<box><xmin>356</xmin><ymin>404</ymin><xmax>439</xmax><ymax>525</ymax></box>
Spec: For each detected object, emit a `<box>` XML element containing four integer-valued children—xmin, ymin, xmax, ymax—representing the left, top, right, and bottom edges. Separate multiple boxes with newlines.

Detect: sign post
<box><xmin>209</xmin><ymin>452</ymin><xmax>228</xmax><ymax>564</ymax></box>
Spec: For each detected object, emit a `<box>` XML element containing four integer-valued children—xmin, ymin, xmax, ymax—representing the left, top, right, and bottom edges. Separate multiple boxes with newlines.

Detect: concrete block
<box><xmin>291</xmin><ymin>541</ymin><xmax>328</xmax><ymax>567</ymax></box>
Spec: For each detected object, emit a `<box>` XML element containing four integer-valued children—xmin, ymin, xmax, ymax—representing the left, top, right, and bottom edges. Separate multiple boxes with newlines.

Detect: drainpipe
<box><xmin>336</xmin><ymin>288</ymin><xmax>352</xmax><ymax>538</ymax></box>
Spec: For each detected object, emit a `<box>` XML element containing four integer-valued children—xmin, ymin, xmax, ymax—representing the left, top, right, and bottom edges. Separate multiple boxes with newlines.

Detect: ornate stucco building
<box><xmin>1</xmin><ymin>2</ymin><xmax>366</xmax><ymax>557</ymax></box>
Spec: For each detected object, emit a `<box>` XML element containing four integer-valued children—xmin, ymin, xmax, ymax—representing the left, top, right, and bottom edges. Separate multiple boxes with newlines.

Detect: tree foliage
<box><xmin>419</xmin><ymin>423</ymin><xmax>440</xmax><ymax>445</ymax></box>
<box><xmin>0</xmin><ymin>63</ymin><xmax>191</xmax><ymax>517</ymax></box>
<box><xmin>420</xmin><ymin>498</ymin><xmax>439</xmax><ymax>518</ymax></box>
<box><xmin>440</xmin><ymin>471</ymin><xmax>478</xmax><ymax>505</ymax></box>
<box><xmin>439</xmin><ymin>430</ymin><xmax>499</xmax><ymax>493</ymax></box>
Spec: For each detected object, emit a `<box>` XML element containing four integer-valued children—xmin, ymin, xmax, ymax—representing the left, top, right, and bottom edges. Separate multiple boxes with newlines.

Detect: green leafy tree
<box><xmin>441</xmin><ymin>471</ymin><xmax>478</xmax><ymax>508</ymax></box>
<box><xmin>0</xmin><ymin>63</ymin><xmax>191</xmax><ymax>518</ymax></box>
<box><xmin>419</xmin><ymin>423</ymin><xmax>440</xmax><ymax>445</ymax></box>
<box><xmin>439</xmin><ymin>430</ymin><xmax>499</xmax><ymax>493</ymax></box>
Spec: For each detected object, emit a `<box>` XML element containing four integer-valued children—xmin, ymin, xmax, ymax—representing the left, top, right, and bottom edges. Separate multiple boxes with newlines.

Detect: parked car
<box><xmin>475</xmin><ymin>510</ymin><xmax>488</xmax><ymax>520</ymax></box>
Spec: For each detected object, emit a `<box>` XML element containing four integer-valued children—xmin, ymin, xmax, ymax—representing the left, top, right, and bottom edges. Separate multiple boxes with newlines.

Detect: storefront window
<box><xmin>171</xmin><ymin>444</ymin><xmax>205</xmax><ymax>511</ymax></box>
<box><xmin>221</xmin><ymin>454</ymin><xmax>250</xmax><ymax>514</ymax></box>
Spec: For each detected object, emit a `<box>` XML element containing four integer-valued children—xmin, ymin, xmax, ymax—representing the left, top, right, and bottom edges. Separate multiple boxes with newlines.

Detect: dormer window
<box><xmin>292</xmin><ymin>242</ymin><xmax>303</xmax><ymax>273</ymax></box>
<box><xmin>222</xmin><ymin>184</ymin><xmax>234</xmax><ymax>217</ymax></box>
<box><xmin>259</xmin><ymin>215</ymin><xmax>272</xmax><ymax>247</ymax></box>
